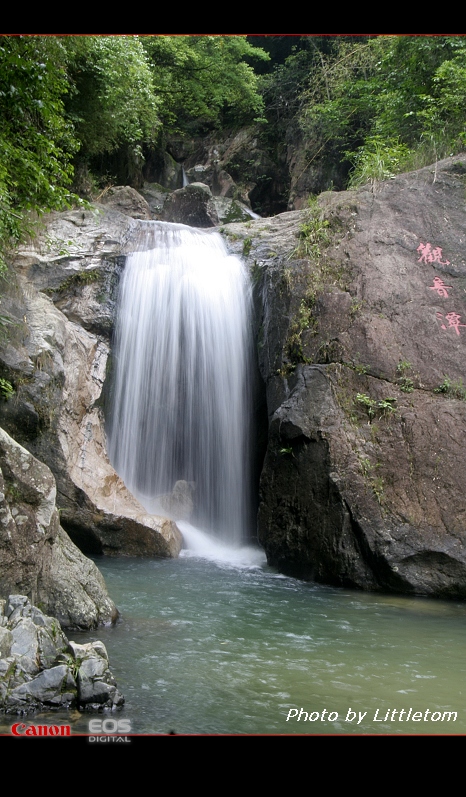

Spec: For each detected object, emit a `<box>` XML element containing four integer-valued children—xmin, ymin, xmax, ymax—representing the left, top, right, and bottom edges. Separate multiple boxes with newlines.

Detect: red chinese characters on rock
<box><xmin>436</xmin><ymin>312</ymin><xmax>466</xmax><ymax>336</ymax></box>
<box><xmin>418</xmin><ymin>241</ymin><xmax>464</xmax><ymax>337</ymax></box>
<box><xmin>429</xmin><ymin>276</ymin><xmax>452</xmax><ymax>297</ymax></box>
<box><xmin>417</xmin><ymin>242</ymin><xmax>451</xmax><ymax>266</ymax></box>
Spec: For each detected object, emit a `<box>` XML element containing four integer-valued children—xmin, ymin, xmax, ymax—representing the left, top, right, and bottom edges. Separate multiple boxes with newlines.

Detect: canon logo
<box><xmin>11</xmin><ymin>723</ymin><xmax>71</xmax><ymax>736</ymax></box>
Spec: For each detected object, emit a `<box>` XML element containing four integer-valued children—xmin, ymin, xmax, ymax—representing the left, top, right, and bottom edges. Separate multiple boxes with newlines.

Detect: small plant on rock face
<box><xmin>0</xmin><ymin>378</ymin><xmax>14</xmax><ymax>400</ymax></box>
<box><xmin>279</xmin><ymin>446</ymin><xmax>294</xmax><ymax>457</ymax></box>
<box><xmin>359</xmin><ymin>456</ymin><xmax>372</xmax><ymax>477</ymax></box>
<box><xmin>0</xmin><ymin>313</ymin><xmax>14</xmax><ymax>341</ymax></box>
<box><xmin>396</xmin><ymin>359</ymin><xmax>414</xmax><ymax>393</ymax></box>
<box><xmin>291</xmin><ymin>197</ymin><xmax>331</xmax><ymax>260</ymax></box>
<box><xmin>284</xmin><ymin>296</ymin><xmax>317</xmax><ymax>371</ymax></box>
<box><xmin>434</xmin><ymin>376</ymin><xmax>466</xmax><ymax>400</ymax></box>
<box><xmin>350</xmin><ymin>298</ymin><xmax>365</xmax><ymax>319</ymax></box>
<box><xmin>349</xmin><ymin>361</ymin><xmax>368</xmax><ymax>375</ymax></box>
<box><xmin>356</xmin><ymin>393</ymin><xmax>397</xmax><ymax>422</ymax></box>
<box><xmin>434</xmin><ymin>377</ymin><xmax>451</xmax><ymax>394</ymax></box>
<box><xmin>242</xmin><ymin>237</ymin><xmax>252</xmax><ymax>257</ymax></box>
<box><xmin>399</xmin><ymin>377</ymin><xmax>414</xmax><ymax>393</ymax></box>
<box><xmin>377</xmin><ymin>399</ymin><xmax>397</xmax><ymax>414</ymax></box>
<box><xmin>371</xmin><ymin>475</ymin><xmax>385</xmax><ymax>504</ymax></box>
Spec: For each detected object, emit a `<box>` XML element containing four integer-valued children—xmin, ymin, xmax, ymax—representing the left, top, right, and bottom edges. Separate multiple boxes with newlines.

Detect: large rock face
<box><xmin>0</xmin><ymin>208</ymin><xmax>182</xmax><ymax>560</ymax></box>
<box><xmin>0</xmin><ymin>428</ymin><xmax>118</xmax><ymax>628</ymax></box>
<box><xmin>224</xmin><ymin>154</ymin><xmax>466</xmax><ymax>599</ymax></box>
<box><xmin>2</xmin><ymin>155</ymin><xmax>466</xmax><ymax>602</ymax></box>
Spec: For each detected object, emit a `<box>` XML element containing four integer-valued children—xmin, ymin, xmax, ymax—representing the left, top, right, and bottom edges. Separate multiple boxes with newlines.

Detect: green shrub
<box><xmin>0</xmin><ymin>378</ymin><xmax>14</xmax><ymax>400</ymax></box>
<box><xmin>347</xmin><ymin>136</ymin><xmax>411</xmax><ymax>189</ymax></box>
<box><xmin>434</xmin><ymin>376</ymin><xmax>466</xmax><ymax>400</ymax></box>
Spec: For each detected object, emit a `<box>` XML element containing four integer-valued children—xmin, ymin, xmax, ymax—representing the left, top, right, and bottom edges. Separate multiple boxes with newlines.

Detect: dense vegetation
<box><xmin>1</xmin><ymin>34</ymin><xmax>466</xmax><ymax>271</ymax></box>
<box><xmin>267</xmin><ymin>35</ymin><xmax>466</xmax><ymax>188</ymax></box>
<box><xmin>0</xmin><ymin>34</ymin><xmax>268</xmax><ymax>270</ymax></box>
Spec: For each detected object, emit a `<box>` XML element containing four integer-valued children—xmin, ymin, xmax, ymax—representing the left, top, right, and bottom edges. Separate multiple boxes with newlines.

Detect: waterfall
<box><xmin>107</xmin><ymin>221</ymin><xmax>253</xmax><ymax>546</ymax></box>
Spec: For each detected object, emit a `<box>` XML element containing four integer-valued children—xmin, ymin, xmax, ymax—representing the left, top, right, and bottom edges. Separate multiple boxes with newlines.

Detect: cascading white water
<box><xmin>107</xmin><ymin>221</ymin><xmax>253</xmax><ymax>546</ymax></box>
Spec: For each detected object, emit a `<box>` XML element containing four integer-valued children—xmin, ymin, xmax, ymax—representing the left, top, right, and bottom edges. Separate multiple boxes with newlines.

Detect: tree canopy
<box><xmin>270</xmin><ymin>35</ymin><xmax>466</xmax><ymax>188</ymax></box>
<box><xmin>0</xmin><ymin>33</ymin><xmax>269</xmax><ymax>269</ymax></box>
<box><xmin>1</xmin><ymin>34</ymin><xmax>466</xmax><ymax>271</ymax></box>
<box><xmin>0</xmin><ymin>36</ymin><xmax>77</xmax><ymax>268</ymax></box>
<box><xmin>141</xmin><ymin>35</ymin><xmax>269</xmax><ymax>132</ymax></box>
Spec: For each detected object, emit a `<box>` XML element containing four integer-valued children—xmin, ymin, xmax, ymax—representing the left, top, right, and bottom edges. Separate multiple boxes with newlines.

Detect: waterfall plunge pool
<box><xmin>64</xmin><ymin>532</ymin><xmax>466</xmax><ymax>736</ymax></box>
<box><xmin>2</xmin><ymin>223</ymin><xmax>458</xmax><ymax>737</ymax></box>
<box><xmin>68</xmin><ymin>222</ymin><xmax>465</xmax><ymax>736</ymax></box>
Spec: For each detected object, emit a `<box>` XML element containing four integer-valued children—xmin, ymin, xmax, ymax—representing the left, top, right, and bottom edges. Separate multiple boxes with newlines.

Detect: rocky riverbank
<box><xmin>0</xmin><ymin>594</ymin><xmax>123</xmax><ymax>713</ymax></box>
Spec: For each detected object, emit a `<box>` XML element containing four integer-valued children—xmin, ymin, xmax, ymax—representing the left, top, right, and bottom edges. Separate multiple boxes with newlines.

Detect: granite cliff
<box><xmin>225</xmin><ymin>154</ymin><xmax>466</xmax><ymax>598</ymax></box>
<box><xmin>1</xmin><ymin>154</ymin><xmax>465</xmax><ymax>603</ymax></box>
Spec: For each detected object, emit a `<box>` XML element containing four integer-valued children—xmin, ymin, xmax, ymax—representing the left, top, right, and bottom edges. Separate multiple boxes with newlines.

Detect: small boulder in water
<box><xmin>161</xmin><ymin>183</ymin><xmax>219</xmax><ymax>227</ymax></box>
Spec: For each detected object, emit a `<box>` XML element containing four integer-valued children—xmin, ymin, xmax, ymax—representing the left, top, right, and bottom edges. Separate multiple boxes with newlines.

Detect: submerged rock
<box><xmin>157</xmin><ymin>480</ymin><xmax>195</xmax><ymax>522</ymax></box>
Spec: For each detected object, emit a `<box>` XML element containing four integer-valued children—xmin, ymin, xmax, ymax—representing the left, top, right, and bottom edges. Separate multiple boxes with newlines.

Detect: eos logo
<box><xmin>88</xmin><ymin>719</ymin><xmax>132</xmax><ymax>734</ymax></box>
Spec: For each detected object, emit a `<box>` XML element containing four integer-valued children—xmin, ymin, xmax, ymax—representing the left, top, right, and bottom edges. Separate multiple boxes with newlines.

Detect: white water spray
<box><xmin>108</xmin><ymin>222</ymin><xmax>253</xmax><ymax>546</ymax></box>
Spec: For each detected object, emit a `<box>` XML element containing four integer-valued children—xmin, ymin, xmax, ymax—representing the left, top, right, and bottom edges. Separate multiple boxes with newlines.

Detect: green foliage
<box><xmin>288</xmin><ymin>36</ymin><xmax>466</xmax><ymax>191</ymax></box>
<box><xmin>0</xmin><ymin>377</ymin><xmax>14</xmax><ymax>400</ymax></box>
<box><xmin>355</xmin><ymin>392</ymin><xmax>397</xmax><ymax>421</ymax></box>
<box><xmin>369</xmin><ymin>36</ymin><xmax>466</xmax><ymax>146</ymax></box>
<box><xmin>0</xmin><ymin>35</ymin><xmax>269</xmax><ymax>268</ymax></box>
<box><xmin>141</xmin><ymin>36</ymin><xmax>269</xmax><ymax>133</ymax></box>
<box><xmin>0</xmin><ymin>35</ymin><xmax>79</xmax><ymax>272</ymax></box>
<box><xmin>347</xmin><ymin>135</ymin><xmax>410</xmax><ymax>188</ymax></box>
<box><xmin>297</xmin><ymin>38</ymin><xmax>384</xmax><ymax>171</ymax></box>
<box><xmin>64</xmin><ymin>36</ymin><xmax>161</xmax><ymax>159</ymax></box>
<box><xmin>259</xmin><ymin>37</ymin><xmax>365</xmax><ymax>143</ymax></box>
<box><xmin>434</xmin><ymin>376</ymin><xmax>466</xmax><ymax>400</ymax></box>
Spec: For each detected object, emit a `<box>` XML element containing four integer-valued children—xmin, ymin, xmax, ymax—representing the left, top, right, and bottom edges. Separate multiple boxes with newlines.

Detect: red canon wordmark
<box><xmin>11</xmin><ymin>723</ymin><xmax>71</xmax><ymax>736</ymax></box>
